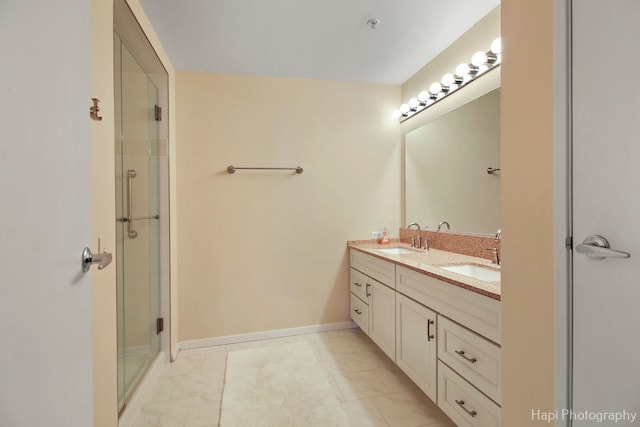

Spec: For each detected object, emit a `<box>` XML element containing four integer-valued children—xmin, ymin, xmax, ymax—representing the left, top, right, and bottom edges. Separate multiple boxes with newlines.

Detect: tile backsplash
<box><xmin>399</xmin><ymin>228</ymin><xmax>500</xmax><ymax>260</ymax></box>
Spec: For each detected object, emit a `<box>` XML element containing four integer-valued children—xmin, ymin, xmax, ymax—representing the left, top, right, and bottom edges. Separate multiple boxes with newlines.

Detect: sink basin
<box><xmin>377</xmin><ymin>247</ymin><xmax>419</xmax><ymax>255</ymax></box>
<box><xmin>441</xmin><ymin>264</ymin><xmax>500</xmax><ymax>282</ymax></box>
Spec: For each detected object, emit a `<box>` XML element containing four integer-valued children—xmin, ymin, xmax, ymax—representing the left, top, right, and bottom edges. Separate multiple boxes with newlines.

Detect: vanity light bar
<box><xmin>393</xmin><ymin>37</ymin><xmax>502</xmax><ymax>122</ymax></box>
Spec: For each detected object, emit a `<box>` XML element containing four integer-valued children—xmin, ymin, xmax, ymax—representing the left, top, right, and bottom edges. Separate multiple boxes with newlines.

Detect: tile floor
<box><xmin>127</xmin><ymin>328</ymin><xmax>456</xmax><ymax>427</ymax></box>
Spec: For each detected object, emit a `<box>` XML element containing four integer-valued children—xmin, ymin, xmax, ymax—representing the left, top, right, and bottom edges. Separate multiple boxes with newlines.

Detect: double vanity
<box><xmin>348</xmin><ymin>241</ymin><xmax>501</xmax><ymax>427</ymax></box>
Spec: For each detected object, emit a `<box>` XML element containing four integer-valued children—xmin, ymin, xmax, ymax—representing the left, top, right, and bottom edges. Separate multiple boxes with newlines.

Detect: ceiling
<box><xmin>139</xmin><ymin>0</ymin><xmax>499</xmax><ymax>85</ymax></box>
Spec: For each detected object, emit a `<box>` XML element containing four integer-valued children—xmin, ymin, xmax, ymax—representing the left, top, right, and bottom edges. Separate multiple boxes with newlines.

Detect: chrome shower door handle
<box><xmin>126</xmin><ymin>169</ymin><xmax>138</xmax><ymax>239</ymax></box>
<box><xmin>575</xmin><ymin>235</ymin><xmax>630</xmax><ymax>260</ymax></box>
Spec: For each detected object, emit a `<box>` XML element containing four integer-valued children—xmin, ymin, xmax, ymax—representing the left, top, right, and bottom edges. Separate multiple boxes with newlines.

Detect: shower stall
<box><xmin>114</xmin><ymin>0</ymin><xmax>170</xmax><ymax>413</ymax></box>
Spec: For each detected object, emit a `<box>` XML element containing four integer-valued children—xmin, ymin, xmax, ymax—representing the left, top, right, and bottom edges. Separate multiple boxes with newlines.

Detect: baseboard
<box><xmin>170</xmin><ymin>345</ymin><xmax>180</xmax><ymax>362</ymax></box>
<box><xmin>178</xmin><ymin>321</ymin><xmax>358</xmax><ymax>351</ymax></box>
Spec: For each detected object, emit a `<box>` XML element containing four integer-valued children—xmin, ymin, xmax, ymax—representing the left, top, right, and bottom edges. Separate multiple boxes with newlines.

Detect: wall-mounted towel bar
<box><xmin>227</xmin><ymin>166</ymin><xmax>304</xmax><ymax>174</ymax></box>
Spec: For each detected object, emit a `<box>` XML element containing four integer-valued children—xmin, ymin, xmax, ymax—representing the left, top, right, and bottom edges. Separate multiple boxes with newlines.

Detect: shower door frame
<box><xmin>113</xmin><ymin>0</ymin><xmax>172</xmax><ymax>416</ymax></box>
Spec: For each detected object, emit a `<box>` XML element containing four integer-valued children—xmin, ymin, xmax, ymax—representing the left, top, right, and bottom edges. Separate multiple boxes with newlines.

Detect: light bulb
<box><xmin>399</xmin><ymin>104</ymin><xmax>410</xmax><ymax>115</ymax></box>
<box><xmin>441</xmin><ymin>73</ymin><xmax>455</xmax><ymax>87</ymax></box>
<box><xmin>391</xmin><ymin>109</ymin><xmax>401</xmax><ymax>119</ymax></box>
<box><xmin>408</xmin><ymin>98</ymin><xmax>419</xmax><ymax>110</ymax></box>
<box><xmin>471</xmin><ymin>51</ymin><xmax>488</xmax><ymax>66</ymax></box>
<box><xmin>418</xmin><ymin>91</ymin><xmax>430</xmax><ymax>104</ymax></box>
<box><xmin>490</xmin><ymin>37</ymin><xmax>502</xmax><ymax>55</ymax></box>
<box><xmin>455</xmin><ymin>63</ymin><xmax>470</xmax><ymax>78</ymax></box>
<box><xmin>429</xmin><ymin>82</ymin><xmax>442</xmax><ymax>95</ymax></box>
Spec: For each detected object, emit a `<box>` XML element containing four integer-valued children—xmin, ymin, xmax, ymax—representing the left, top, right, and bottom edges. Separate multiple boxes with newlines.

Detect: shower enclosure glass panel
<box><xmin>114</xmin><ymin>31</ymin><xmax>168</xmax><ymax>412</ymax></box>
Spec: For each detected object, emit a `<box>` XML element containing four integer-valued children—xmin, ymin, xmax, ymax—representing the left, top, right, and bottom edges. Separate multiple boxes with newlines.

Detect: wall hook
<box><xmin>90</xmin><ymin>98</ymin><xmax>103</xmax><ymax>121</ymax></box>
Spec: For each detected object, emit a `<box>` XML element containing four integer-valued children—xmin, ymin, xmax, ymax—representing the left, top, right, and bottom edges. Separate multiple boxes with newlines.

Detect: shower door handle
<box><xmin>125</xmin><ymin>169</ymin><xmax>138</xmax><ymax>239</ymax></box>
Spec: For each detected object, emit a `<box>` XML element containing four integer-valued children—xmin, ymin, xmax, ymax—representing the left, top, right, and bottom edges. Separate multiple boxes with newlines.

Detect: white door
<box><xmin>572</xmin><ymin>0</ymin><xmax>640</xmax><ymax>422</ymax></box>
<box><xmin>0</xmin><ymin>2</ymin><xmax>94</xmax><ymax>426</ymax></box>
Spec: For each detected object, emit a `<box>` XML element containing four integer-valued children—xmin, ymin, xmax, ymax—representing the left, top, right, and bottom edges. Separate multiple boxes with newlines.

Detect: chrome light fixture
<box><xmin>392</xmin><ymin>37</ymin><xmax>501</xmax><ymax>121</ymax></box>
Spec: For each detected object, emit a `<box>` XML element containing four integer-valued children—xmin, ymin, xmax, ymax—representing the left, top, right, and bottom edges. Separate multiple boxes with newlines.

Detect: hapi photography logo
<box><xmin>532</xmin><ymin>409</ymin><xmax>638</xmax><ymax>424</ymax></box>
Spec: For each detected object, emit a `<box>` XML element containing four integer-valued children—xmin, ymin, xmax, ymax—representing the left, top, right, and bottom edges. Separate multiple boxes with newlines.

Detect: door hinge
<box><xmin>154</xmin><ymin>105</ymin><xmax>162</xmax><ymax>121</ymax></box>
<box><xmin>156</xmin><ymin>317</ymin><xmax>164</xmax><ymax>334</ymax></box>
<box><xmin>565</xmin><ymin>236</ymin><xmax>573</xmax><ymax>250</ymax></box>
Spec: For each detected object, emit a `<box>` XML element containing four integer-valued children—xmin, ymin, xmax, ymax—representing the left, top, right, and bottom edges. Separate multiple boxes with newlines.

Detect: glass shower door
<box><xmin>115</xmin><ymin>33</ymin><xmax>163</xmax><ymax>412</ymax></box>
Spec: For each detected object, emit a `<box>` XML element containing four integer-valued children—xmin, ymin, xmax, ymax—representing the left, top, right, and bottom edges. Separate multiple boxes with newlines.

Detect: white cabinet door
<box><xmin>368</xmin><ymin>279</ymin><xmax>396</xmax><ymax>361</ymax></box>
<box><xmin>396</xmin><ymin>294</ymin><xmax>437</xmax><ymax>402</ymax></box>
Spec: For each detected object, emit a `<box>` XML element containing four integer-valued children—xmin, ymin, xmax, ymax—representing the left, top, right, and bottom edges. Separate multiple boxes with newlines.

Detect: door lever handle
<box><xmin>576</xmin><ymin>235</ymin><xmax>630</xmax><ymax>260</ymax></box>
<box><xmin>82</xmin><ymin>247</ymin><xmax>113</xmax><ymax>272</ymax></box>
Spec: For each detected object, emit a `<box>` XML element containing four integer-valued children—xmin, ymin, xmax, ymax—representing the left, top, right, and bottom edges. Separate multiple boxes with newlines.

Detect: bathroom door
<box><xmin>571</xmin><ymin>0</ymin><xmax>640</xmax><ymax>422</ymax></box>
<box><xmin>0</xmin><ymin>1</ymin><xmax>94</xmax><ymax>426</ymax></box>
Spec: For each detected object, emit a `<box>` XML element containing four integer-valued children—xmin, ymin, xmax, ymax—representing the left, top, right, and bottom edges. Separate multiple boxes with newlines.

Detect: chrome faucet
<box><xmin>437</xmin><ymin>221</ymin><xmax>450</xmax><ymax>231</ymax></box>
<box><xmin>495</xmin><ymin>229</ymin><xmax>502</xmax><ymax>240</ymax></box>
<box><xmin>407</xmin><ymin>222</ymin><xmax>421</xmax><ymax>248</ymax></box>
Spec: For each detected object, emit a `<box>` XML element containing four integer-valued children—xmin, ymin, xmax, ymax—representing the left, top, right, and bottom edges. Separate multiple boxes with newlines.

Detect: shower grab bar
<box><xmin>227</xmin><ymin>166</ymin><xmax>303</xmax><ymax>174</ymax></box>
<box><xmin>123</xmin><ymin>169</ymin><xmax>160</xmax><ymax>239</ymax></box>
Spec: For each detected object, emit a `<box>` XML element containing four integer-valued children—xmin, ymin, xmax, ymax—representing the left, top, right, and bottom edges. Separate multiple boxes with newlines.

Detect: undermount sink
<box><xmin>441</xmin><ymin>264</ymin><xmax>501</xmax><ymax>282</ymax></box>
<box><xmin>377</xmin><ymin>247</ymin><xmax>419</xmax><ymax>255</ymax></box>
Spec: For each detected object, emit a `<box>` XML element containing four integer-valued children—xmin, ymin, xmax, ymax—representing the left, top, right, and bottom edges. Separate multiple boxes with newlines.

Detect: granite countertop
<box><xmin>348</xmin><ymin>241</ymin><xmax>501</xmax><ymax>301</ymax></box>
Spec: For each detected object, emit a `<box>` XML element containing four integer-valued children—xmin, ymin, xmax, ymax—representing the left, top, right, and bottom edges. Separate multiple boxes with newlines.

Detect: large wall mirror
<box><xmin>405</xmin><ymin>88</ymin><xmax>500</xmax><ymax>235</ymax></box>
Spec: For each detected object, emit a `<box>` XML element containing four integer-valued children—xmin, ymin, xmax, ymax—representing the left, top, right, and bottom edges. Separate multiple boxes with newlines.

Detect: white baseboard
<box><xmin>170</xmin><ymin>345</ymin><xmax>180</xmax><ymax>362</ymax></box>
<box><xmin>178</xmin><ymin>321</ymin><xmax>357</xmax><ymax>351</ymax></box>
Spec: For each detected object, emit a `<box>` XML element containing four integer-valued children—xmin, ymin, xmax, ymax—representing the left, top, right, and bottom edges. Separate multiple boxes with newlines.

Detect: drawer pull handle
<box><xmin>455</xmin><ymin>399</ymin><xmax>478</xmax><ymax>418</ymax></box>
<box><xmin>354</xmin><ymin>308</ymin><xmax>362</xmax><ymax>315</ymax></box>
<box><xmin>455</xmin><ymin>350</ymin><xmax>478</xmax><ymax>364</ymax></box>
<box><xmin>427</xmin><ymin>319</ymin><xmax>435</xmax><ymax>342</ymax></box>
<box><xmin>353</xmin><ymin>282</ymin><xmax>363</xmax><ymax>287</ymax></box>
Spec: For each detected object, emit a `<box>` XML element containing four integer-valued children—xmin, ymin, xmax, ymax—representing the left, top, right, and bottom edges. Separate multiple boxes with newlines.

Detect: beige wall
<box><xmin>91</xmin><ymin>1</ymin><xmax>117</xmax><ymax>425</ymax></box>
<box><xmin>501</xmin><ymin>1</ymin><xmax>556</xmax><ymax>425</ymax></box>
<box><xmin>175</xmin><ymin>72</ymin><xmax>401</xmax><ymax>341</ymax></box>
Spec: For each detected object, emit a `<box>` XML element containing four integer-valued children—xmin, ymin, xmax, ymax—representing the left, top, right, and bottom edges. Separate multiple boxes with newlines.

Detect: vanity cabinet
<box><xmin>395</xmin><ymin>293</ymin><xmax>438</xmax><ymax>402</ymax></box>
<box><xmin>349</xmin><ymin>250</ymin><xmax>396</xmax><ymax>362</ymax></box>
<box><xmin>349</xmin><ymin>247</ymin><xmax>502</xmax><ymax>426</ymax></box>
<box><xmin>368</xmin><ymin>278</ymin><xmax>396</xmax><ymax>361</ymax></box>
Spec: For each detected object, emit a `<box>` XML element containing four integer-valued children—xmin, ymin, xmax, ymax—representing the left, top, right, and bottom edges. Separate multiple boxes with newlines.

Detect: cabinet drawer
<box><xmin>438</xmin><ymin>362</ymin><xmax>501</xmax><ymax>427</ymax></box>
<box><xmin>350</xmin><ymin>268</ymin><xmax>369</xmax><ymax>303</ymax></box>
<box><xmin>350</xmin><ymin>293</ymin><xmax>369</xmax><ymax>333</ymax></box>
<box><xmin>350</xmin><ymin>249</ymin><xmax>395</xmax><ymax>288</ymax></box>
<box><xmin>396</xmin><ymin>266</ymin><xmax>501</xmax><ymax>344</ymax></box>
<box><xmin>438</xmin><ymin>316</ymin><xmax>501</xmax><ymax>403</ymax></box>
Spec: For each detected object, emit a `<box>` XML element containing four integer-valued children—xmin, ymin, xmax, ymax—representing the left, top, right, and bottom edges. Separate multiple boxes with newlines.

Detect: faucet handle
<box><xmin>486</xmin><ymin>247</ymin><xmax>500</xmax><ymax>265</ymax></box>
<box><xmin>423</xmin><ymin>237</ymin><xmax>431</xmax><ymax>251</ymax></box>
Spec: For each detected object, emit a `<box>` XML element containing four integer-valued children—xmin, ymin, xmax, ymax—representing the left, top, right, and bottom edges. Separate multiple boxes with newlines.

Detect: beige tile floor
<box><xmin>128</xmin><ymin>328</ymin><xmax>456</xmax><ymax>427</ymax></box>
